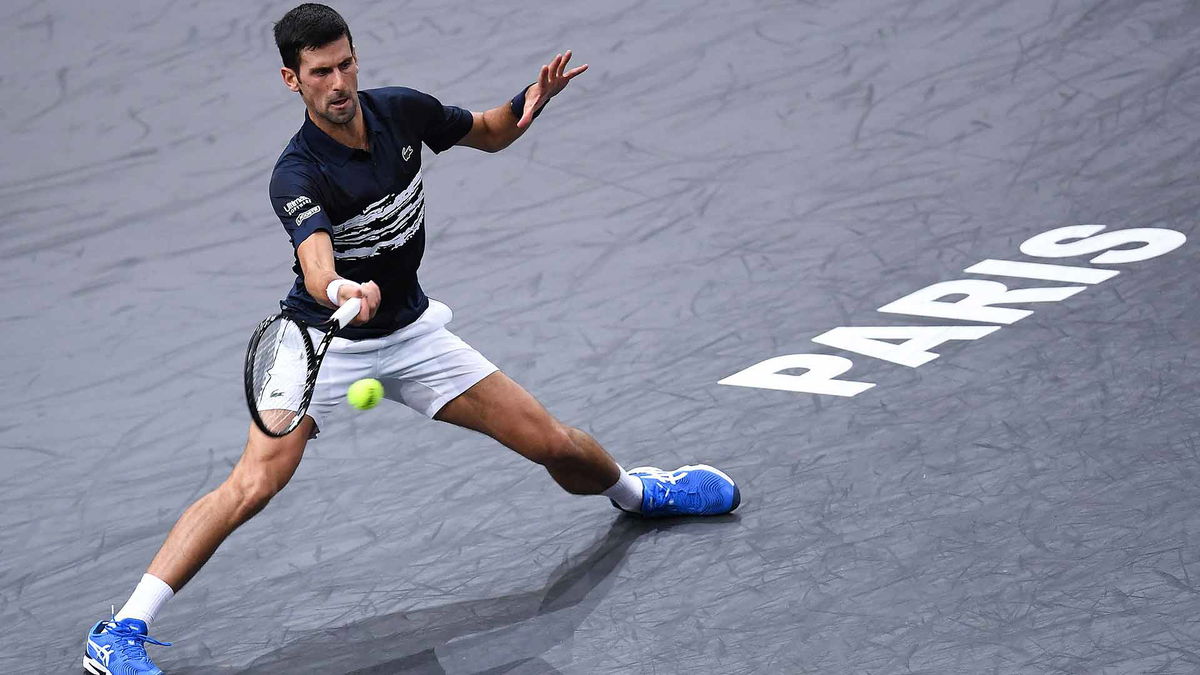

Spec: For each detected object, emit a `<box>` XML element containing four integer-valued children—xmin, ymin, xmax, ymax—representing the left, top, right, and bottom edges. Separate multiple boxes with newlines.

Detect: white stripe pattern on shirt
<box><xmin>333</xmin><ymin>170</ymin><xmax>425</xmax><ymax>261</ymax></box>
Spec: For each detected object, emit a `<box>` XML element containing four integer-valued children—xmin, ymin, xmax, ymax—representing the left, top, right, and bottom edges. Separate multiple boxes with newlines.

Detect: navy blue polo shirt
<box><xmin>269</xmin><ymin>87</ymin><xmax>473</xmax><ymax>339</ymax></box>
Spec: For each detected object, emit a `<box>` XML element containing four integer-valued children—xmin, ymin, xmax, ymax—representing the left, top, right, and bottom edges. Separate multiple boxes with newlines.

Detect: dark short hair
<box><xmin>274</xmin><ymin>3</ymin><xmax>354</xmax><ymax>72</ymax></box>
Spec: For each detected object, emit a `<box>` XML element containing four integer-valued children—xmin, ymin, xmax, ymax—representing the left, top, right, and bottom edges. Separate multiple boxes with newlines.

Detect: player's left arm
<box><xmin>456</xmin><ymin>51</ymin><xmax>588</xmax><ymax>153</ymax></box>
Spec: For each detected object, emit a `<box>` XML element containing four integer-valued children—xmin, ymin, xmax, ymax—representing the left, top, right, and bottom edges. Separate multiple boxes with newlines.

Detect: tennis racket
<box><xmin>243</xmin><ymin>298</ymin><xmax>362</xmax><ymax>437</ymax></box>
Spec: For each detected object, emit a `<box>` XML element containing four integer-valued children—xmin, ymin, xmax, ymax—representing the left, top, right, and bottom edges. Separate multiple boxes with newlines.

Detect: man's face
<box><xmin>283</xmin><ymin>35</ymin><xmax>359</xmax><ymax>126</ymax></box>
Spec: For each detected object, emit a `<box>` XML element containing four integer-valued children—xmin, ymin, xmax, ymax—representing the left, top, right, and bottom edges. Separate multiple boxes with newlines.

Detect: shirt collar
<box><xmin>300</xmin><ymin>93</ymin><xmax>381</xmax><ymax>166</ymax></box>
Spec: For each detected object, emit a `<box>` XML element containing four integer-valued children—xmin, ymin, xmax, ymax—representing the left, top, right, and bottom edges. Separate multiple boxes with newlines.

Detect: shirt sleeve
<box><xmin>269</xmin><ymin>165</ymin><xmax>334</xmax><ymax>249</ymax></box>
<box><xmin>401</xmin><ymin>88</ymin><xmax>473</xmax><ymax>153</ymax></box>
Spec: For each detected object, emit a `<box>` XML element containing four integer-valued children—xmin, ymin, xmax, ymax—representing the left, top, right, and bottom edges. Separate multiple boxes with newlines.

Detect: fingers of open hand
<box><xmin>522</xmin><ymin>51</ymin><xmax>588</xmax><ymax>127</ymax></box>
<box><xmin>564</xmin><ymin>63</ymin><xmax>589</xmax><ymax>80</ymax></box>
<box><xmin>542</xmin><ymin>54</ymin><xmax>565</xmax><ymax>94</ymax></box>
<box><xmin>543</xmin><ymin>51</ymin><xmax>587</xmax><ymax>96</ymax></box>
<box><xmin>556</xmin><ymin>51</ymin><xmax>570</xmax><ymax>79</ymax></box>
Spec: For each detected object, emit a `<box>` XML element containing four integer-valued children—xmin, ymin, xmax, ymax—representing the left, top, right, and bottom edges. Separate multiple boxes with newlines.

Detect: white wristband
<box><xmin>326</xmin><ymin>278</ymin><xmax>358</xmax><ymax>306</ymax></box>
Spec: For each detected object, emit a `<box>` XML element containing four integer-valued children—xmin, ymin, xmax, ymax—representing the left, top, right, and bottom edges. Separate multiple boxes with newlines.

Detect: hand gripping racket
<box><xmin>244</xmin><ymin>298</ymin><xmax>362</xmax><ymax>437</ymax></box>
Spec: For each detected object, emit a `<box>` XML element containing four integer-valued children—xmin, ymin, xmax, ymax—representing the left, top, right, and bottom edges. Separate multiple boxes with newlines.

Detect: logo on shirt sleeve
<box><xmin>294</xmin><ymin>205</ymin><xmax>322</xmax><ymax>227</ymax></box>
<box><xmin>402</xmin><ymin>145</ymin><xmax>414</xmax><ymax>162</ymax></box>
<box><xmin>284</xmin><ymin>196</ymin><xmax>313</xmax><ymax>216</ymax></box>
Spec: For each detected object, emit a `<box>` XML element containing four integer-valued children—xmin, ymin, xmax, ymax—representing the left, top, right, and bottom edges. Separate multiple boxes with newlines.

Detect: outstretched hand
<box><xmin>517</xmin><ymin>50</ymin><xmax>588</xmax><ymax>129</ymax></box>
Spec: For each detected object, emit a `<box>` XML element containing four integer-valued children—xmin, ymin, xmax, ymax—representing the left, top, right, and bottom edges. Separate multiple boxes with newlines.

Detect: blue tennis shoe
<box><xmin>619</xmin><ymin>464</ymin><xmax>741</xmax><ymax>517</ymax></box>
<box><xmin>84</xmin><ymin>617</ymin><xmax>170</xmax><ymax>675</ymax></box>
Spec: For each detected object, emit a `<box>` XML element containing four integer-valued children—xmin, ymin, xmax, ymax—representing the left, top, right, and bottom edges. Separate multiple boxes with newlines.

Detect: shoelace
<box><xmin>105</xmin><ymin>620</ymin><xmax>172</xmax><ymax>660</ymax></box>
<box><xmin>642</xmin><ymin>470</ymin><xmax>700</xmax><ymax>508</ymax></box>
<box><xmin>636</xmin><ymin>468</ymin><xmax>688</xmax><ymax>485</ymax></box>
<box><xmin>647</xmin><ymin>481</ymin><xmax>674</xmax><ymax>504</ymax></box>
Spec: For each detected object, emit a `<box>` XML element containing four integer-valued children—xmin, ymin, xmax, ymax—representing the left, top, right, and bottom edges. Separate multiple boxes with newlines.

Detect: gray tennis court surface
<box><xmin>4</xmin><ymin>1</ymin><xmax>1200</xmax><ymax>672</ymax></box>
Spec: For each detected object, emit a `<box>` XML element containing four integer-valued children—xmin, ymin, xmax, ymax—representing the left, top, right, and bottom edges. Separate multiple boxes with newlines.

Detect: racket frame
<box><xmin>244</xmin><ymin>298</ymin><xmax>362</xmax><ymax>438</ymax></box>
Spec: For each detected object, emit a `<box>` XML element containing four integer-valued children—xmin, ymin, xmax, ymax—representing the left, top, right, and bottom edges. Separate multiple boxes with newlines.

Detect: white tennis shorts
<box><xmin>304</xmin><ymin>299</ymin><xmax>497</xmax><ymax>435</ymax></box>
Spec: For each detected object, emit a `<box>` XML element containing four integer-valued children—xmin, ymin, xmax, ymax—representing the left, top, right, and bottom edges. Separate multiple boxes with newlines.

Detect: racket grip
<box><xmin>331</xmin><ymin>297</ymin><xmax>362</xmax><ymax>329</ymax></box>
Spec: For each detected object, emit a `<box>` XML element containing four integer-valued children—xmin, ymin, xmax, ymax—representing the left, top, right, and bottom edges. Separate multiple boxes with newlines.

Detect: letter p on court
<box><xmin>719</xmin><ymin>354</ymin><xmax>875</xmax><ymax>397</ymax></box>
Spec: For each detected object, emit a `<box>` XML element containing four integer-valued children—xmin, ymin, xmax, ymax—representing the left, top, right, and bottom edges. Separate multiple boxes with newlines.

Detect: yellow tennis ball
<box><xmin>347</xmin><ymin>378</ymin><xmax>383</xmax><ymax>410</ymax></box>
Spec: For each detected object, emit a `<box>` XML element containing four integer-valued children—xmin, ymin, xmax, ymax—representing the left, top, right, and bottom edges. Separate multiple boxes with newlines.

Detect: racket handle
<box><xmin>331</xmin><ymin>297</ymin><xmax>362</xmax><ymax>329</ymax></box>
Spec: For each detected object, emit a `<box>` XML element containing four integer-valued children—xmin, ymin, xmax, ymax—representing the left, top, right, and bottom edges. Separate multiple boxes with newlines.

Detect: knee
<box><xmin>527</xmin><ymin>424</ymin><xmax>583</xmax><ymax>468</ymax></box>
<box><xmin>225</xmin><ymin>471</ymin><xmax>285</xmax><ymax>522</ymax></box>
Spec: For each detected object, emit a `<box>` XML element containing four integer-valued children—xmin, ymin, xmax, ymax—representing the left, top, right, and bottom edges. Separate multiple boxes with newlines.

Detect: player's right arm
<box><xmin>270</xmin><ymin>165</ymin><xmax>379</xmax><ymax>324</ymax></box>
<box><xmin>295</xmin><ymin>231</ymin><xmax>379</xmax><ymax>323</ymax></box>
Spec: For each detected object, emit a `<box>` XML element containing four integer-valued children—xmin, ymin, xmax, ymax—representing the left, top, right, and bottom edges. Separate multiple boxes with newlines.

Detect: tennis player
<box><xmin>84</xmin><ymin>5</ymin><xmax>739</xmax><ymax>673</ymax></box>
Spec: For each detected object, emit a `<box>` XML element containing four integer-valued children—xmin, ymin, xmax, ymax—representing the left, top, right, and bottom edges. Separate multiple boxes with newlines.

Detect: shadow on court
<box><xmin>169</xmin><ymin>515</ymin><xmax>738</xmax><ymax>674</ymax></box>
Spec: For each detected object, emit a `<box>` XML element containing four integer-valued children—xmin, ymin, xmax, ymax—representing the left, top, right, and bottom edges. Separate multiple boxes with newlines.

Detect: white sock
<box><xmin>115</xmin><ymin>573</ymin><xmax>175</xmax><ymax>625</ymax></box>
<box><xmin>602</xmin><ymin>465</ymin><xmax>644</xmax><ymax>512</ymax></box>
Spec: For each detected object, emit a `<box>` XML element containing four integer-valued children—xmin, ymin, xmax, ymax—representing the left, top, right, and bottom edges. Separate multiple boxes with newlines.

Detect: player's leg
<box><xmin>145</xmin><ymin>417</ymin><xmax>314</xmax><ymax>591</ymax></box>
<box><xmin>137</xmin><ymin>323</ymin><xmax>365</xmax><ymax>599</ymax></box>
<box><xmin>434</xmin><ymin>371</ymin><xmax>623</xmax><ymax>495</ymax></box>
<box><xmin>380</xmin><ymin>301</ymin><xmax>739</xmax><ymax>516</ymax></box>
<box><xmin>84</xmin><ymin>418</ymin><xmax>313</xmax><ymax>675</ymax></box>
<box><xmin>433</xmin><ymin>372</ymin><xmax>739</xmax><ymax>517</ymax></box>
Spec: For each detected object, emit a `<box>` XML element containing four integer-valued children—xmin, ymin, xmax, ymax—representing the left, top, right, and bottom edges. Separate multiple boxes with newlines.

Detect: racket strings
<box><xmin>249</xmin><ymin>317</ymin><xmax>310</xmax><ymax>435</ymax></box>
